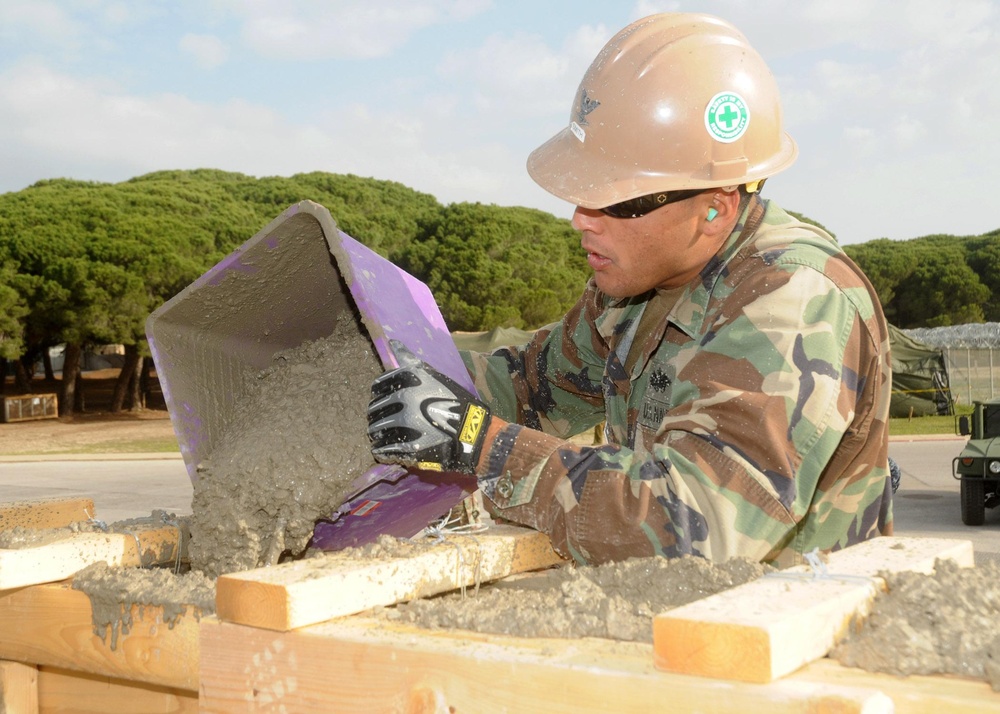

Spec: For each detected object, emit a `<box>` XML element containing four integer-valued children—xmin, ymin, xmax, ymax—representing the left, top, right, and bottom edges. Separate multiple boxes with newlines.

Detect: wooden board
<box><xmin>795</xmin><ymin>659</ymin><xmax>1000</xmax><ymax>714</ymax></box>
<box><xmin>215</xmin><ymin>524</ymin><xmax>565</xmax><ymax>631</ymax></box>
<box><xmin>0</xmin><ymin>522</ymin><xmax>184</xmax><ymax>589</ymax></box>
<box><xmin>199</xmin><ymin>616</ymin><xmax>897</xmax><ymax>714</ymax></box>
<box><xmin>0</xmin><ymin>660</ymin><xmax>38</xmax><ymax>714</ymax></box>
<box><xmin>0</xmin><ymin>530</ymin><xmax>993</xmax><ymax>713</ymax></box>
<box><xmin>0</xmin><ymin>496</ymin><xmax>95</xmax><ymax>530</ymax></box>
<box><xmin>37</xmin><ymin>666</ymin><xmax>198</xmax><ymax>714</ymax></box>
<box><xmin>653</xmin><ymin>536</ymin><xmax>975</xmax><ymax>683</ymax></box>
<box><xmin>0</xmin><ymin>582</ymin><xmax>199</xmax><ymax>692</ymax></box>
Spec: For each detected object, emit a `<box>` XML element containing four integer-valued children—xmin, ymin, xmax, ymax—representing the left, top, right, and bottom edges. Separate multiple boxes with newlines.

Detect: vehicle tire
<box><xmin>961</xmin><ymin>477</ymin><xmax>986</xmax><ymax>526</ymax></box>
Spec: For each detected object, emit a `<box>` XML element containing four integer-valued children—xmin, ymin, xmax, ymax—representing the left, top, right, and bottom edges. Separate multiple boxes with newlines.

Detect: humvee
<box><xmin>953</xmin><ymin>398</ymin><xmax>1000</xmax><ymax>525</ymax></box>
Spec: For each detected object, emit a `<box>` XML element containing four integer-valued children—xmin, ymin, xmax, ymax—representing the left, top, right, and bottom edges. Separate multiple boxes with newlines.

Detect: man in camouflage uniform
<box><xmin>368</xmin><ymin>13</ymin><xmax>892</xmax><ymax>568</ymax></box>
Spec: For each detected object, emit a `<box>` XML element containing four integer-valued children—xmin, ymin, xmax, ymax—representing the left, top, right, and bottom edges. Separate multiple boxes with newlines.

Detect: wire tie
<box><xmin>763</xmin><ymin>547</ymin><xmax>878</xmax><ymax>586</ymax></box>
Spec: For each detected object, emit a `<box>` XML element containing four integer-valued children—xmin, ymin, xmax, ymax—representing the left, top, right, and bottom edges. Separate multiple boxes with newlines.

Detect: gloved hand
<box><xmin>367</xmin><ymin>340</ymin><xmax>491</xmax><ymax>474</ymax></box>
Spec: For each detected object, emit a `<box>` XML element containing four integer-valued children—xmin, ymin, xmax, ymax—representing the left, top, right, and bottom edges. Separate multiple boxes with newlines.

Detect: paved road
<box><xmin>1</xmin><ymin>438</ymin><xmax>996</xmax><ymax>563</ymax></box>
<box><xmin>0</xmin><ymin>455</ymin><xmax>193</xmax><ymax>524</ymax></box>
<box><xmin>889</xmin><ymin>436</ymin><xmax>999</xmax><ymax>566</ymax></box>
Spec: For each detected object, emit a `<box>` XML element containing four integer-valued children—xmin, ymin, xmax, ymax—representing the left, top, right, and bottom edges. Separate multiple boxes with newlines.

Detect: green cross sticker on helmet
<box><xmin>705</xmin><ymin>91</ymin><xmax>750</xmax><ymax>144</ymax></box>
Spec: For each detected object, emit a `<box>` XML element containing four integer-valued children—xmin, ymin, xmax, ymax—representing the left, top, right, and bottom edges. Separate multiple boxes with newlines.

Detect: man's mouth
<box><xmin>586</xmin><ymin>250</ymin><xmax>612</xmax><ymax>271</ymax></box>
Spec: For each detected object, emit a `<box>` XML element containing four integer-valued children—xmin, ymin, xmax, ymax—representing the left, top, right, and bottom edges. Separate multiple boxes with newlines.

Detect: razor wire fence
<box><xmin>942</xmin><ymin>347</ymin><xmax>1000</xmax><ymax>406</ymax></box>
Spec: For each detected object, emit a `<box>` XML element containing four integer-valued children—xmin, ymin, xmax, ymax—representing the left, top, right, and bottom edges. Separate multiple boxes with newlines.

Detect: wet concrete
<box><xmin>187</xmin><ymin>312</ymin><xmax>382</xmax><ymax>578</ymax></box>
<box><xmin>386</xmin><ymin>555</ymin><xmax>769</xmax><ymax>643</ymax></box>
<box><xmin>833</xmin><ymin>558</ymin><xmax>1000</xmax><ymax>690</ymax></box>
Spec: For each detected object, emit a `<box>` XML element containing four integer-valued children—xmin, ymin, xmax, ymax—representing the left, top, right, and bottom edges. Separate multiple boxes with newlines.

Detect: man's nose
<box><xmin>572</xmin><ymin>206</ymin><xmax>604</xmax><ymax>232</ymax></box>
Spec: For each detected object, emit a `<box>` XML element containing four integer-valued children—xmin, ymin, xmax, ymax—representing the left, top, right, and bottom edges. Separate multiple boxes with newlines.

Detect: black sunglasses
<box><xmin>599</xmin><ymin>189</ymin><xmax>705</xmax><ymax>219</ymax></box>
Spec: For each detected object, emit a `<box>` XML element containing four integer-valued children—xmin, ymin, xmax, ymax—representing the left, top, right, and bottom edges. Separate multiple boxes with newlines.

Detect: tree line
<box><xmin>1</xmin><ymin>169</ymin><xmax>997</xmax><ymax>415</ymax></box>
<box><xmin>842</xmin><ymin>234</ymin><xmax>1000</xmax><ymax>328</ymax></box>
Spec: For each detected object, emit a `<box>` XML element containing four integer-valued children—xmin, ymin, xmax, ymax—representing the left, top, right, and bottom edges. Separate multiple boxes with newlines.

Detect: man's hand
<box><xmin>367</xmin><ymin>340</ymin><xmax>491</xmax><ymax>474</ymax></box>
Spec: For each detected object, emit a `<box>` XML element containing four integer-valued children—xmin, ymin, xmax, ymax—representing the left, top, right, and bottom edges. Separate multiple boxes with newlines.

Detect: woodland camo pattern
<box><xmin>462</xmin><ymin>197</ymin><xmax>892</xmax><ymax>568</ymax></box>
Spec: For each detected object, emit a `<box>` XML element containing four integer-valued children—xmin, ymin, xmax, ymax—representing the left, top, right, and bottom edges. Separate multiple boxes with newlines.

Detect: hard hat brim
<box><xmin>527</xmin><ymin>124</ymin><xmax>799</xmax><ymax>209</ymax></box>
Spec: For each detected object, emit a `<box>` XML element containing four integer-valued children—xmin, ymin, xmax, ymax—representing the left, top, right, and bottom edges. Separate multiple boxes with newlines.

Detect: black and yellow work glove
<box><xmin>367</xmin><ymin>340</ymin><xmax>491</xmax><ymax>474</ymax></box>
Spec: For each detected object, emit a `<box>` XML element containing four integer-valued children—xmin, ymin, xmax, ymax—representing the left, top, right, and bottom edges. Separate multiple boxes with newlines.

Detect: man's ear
<box><xmin>702</xmin><ymin>190</ymin><xmax>741</xmax><ymax>235</ymax></box>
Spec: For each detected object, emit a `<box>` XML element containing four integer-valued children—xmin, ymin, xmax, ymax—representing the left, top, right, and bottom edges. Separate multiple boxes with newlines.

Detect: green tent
<box><xmin>889</xmin><ymin>324</ymin><xmax>952</xmax><ymax>417</ymax></box>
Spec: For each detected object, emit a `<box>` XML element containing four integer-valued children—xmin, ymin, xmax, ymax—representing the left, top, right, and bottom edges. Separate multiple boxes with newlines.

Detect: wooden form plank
<box><xmin>0</xmin><ymin>582</ymin><xmax>199</xmax><ymax>692</ymax></box>
<box><xmin>0</xmin><ymin>496</ymin><xmax>96</xmax><ymax>530</ymax></box>
<box><xmin>36</xmin><ymin>666</ymin><xmax>198</xmax><ymax>714</ymax></box>
<box><xmin>653</xmin><ymin>536</ymin><xmax>975</xmax><ymax>684</ymax></box>
<box><xmin>1</xmin><ymin>660</ymin><xmax>38</xmax><ymax>714</ymax></box>
<box><xmin>0</xmin><ymin>523</ymin><xmax>183</xmax><ymax>589</ymax></box>
<box><xmin>215</xmin><ymin>524</ymin><xmax>565</xmax><ymax>631</ymax></box>
<box><xmin>0</xmin><ymin>531</ymin><xmax>993</xmax><ymax>712</ymax></box>
<box><xmin>199</xmin><ymin>616</ymin><xmax>896</xmax><ymax>714</ymax></box>
<box><xmin>795</xmin><ymin>659</ymin><xmax>1000</xmax><ymax>714</ymax></box>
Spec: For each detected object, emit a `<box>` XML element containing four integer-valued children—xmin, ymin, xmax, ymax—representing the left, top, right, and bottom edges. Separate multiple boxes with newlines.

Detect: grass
<box><xmin>888</xmin><ymin>404</ymin><xmax>970</xmax><ymax>438</ymax></box>
<box><xmin>0</xmin><ymin>437</ymin><xmax>181</xmax><ymax>457</ymax></box>
<box><xmin>71</xmin><ymin>437</ymin><xmax>181</xmax><ymax>454</ymax></box>
<box><xmin>889</xmin><ymin>415</ymin><xmax>958</xmax><ymax>437</ymax></box>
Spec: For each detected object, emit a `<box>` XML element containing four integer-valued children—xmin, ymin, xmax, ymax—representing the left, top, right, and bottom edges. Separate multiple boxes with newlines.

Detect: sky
<box><xmin>1</xmin><ymin>0</ymin><xmax>998</xmax><ymax>246</ymax></box>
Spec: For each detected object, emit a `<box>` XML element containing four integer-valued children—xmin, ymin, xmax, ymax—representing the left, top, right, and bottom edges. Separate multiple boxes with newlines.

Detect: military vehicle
<box><xmin>953</xmin><ymin>399</ymin><xmax>1000</xmax><ymax>525</ymax></box>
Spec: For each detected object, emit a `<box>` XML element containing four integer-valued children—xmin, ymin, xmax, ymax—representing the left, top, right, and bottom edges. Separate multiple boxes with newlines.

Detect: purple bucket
<box><xmin>146</xmin><ymin>200</ymin><xmax>475</xmax><ymax>551</ymax></box>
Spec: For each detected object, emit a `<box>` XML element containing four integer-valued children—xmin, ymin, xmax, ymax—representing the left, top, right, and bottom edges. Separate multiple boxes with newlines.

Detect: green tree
<box><xmin>964</xmin><ymin>231</ymin><xmax>1000</xmax><ymax>322</ymax></box>
<box><xmin>284</xmin><ymin>172</ymin><xmax>441</xmax><ymax>261</ymax></box>
<box><xmin>399</xmin><ymin>203</ymin><xmax>588</xmax><ymax>331</ymax></box>
<box><xmin>889</xmin><ymin>246</ymin><xmax>989</xmax><ymax>328</ymax></box>
<box><xmin>845</xmin><ymin>232</ymin><xmax>1000</xmax><ymax>328</ymax></box>
<box><xmin>0</xmin><ymin>261</ymin><xmax>27</xmax><ymax>360</ymax></box>
<box><xmin>843</xmin><ymin>238</ymin><xmax>921</xmax><ymax>320</ymax></box>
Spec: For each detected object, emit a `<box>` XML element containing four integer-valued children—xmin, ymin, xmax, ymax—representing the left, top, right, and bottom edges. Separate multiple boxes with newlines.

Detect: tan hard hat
<box><xmin>527</xmin><ymin>13</ymin><xmax>798</xmax><ymax>208</ymax></box>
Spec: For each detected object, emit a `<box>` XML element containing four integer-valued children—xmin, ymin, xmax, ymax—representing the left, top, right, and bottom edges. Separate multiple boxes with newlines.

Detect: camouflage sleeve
<box><xmin>460</xmin><ymin>280</ymin><xmax>609</xmax><ymax>438</ymax></box>
<box><xmin>476</xmin><ymin>255</ymin><xmax>890</xmax><ymax>567</ymax></box>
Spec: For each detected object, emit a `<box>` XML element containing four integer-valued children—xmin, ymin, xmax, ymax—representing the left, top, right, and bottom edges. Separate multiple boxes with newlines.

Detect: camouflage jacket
<box><xmin>461</xmin><ymin>197</ymin><xmax>893</xmax><ymax>567</ymax></box>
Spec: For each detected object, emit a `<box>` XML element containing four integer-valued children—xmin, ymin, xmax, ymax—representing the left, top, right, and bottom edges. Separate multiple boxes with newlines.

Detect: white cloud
<box><xmin>435</xmin><ymin>21</ymin><xmax>609</xmax><ymax>133</ymax></box>
<box><xmin>840</xmin><ymin>127</ymin><xmax>877</xmax><ymax>160</ymax></box>
<box><xmin>813</xmin><ymin>60</ymin><xmax>881</xmax><ymax>97</ymax></box>
<box><xmin>7</xmin><ymin>65</ymin><xmax>291</xmax><ymax>169</ymax></box>
<box><xmin>631</xmin><ymin>1</ymin><xmax>684</xmax><ymax>21</ymax></box>
<box><xmin>324</xmin><ymin>103</ymin><xmax>520</xmax><ymax>199</ymax></box>
<box><xmin>219</xmin><ymin>0</ymin><xmax>493</xmax><ymax>60</ymax></box>
<box><xmin>0</xmin><ymin>1</ymin><xmax>83</xmax><ymax>45</ymax></box>
<box><xmin>891</xmin><ymin>115</ymin><xmax>926</xmax><ymax>149</ymax></box>
<box><xmin>101</xmin><ymin>2</ymin><xmax>135</xmax><ymax>26</ymax></box>
<box><xmin>641</xmin><ymin>1</ymin><xmax>996</xmax><ymax>59</ymax></box>
<box><xmin>179</xmin><ymin>34</ymin><xmax>230</xmax><ymax>69</ymax></box>
<box><xmin>438</xmin><ymin>32</ymin><xmax>570</xmax><ymax>118</ymax></box>
<box><xmin>0</xmin><ymin>59</ymin><xmax>559</xmax><ymax>215</ymax></box>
